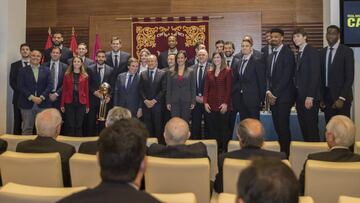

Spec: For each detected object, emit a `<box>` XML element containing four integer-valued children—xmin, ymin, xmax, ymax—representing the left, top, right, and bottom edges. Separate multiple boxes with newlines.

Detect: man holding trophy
<box><xmin>87</xmin><ymin>50</ymin><xmax>114</xmax><ymax>136</ymax></box>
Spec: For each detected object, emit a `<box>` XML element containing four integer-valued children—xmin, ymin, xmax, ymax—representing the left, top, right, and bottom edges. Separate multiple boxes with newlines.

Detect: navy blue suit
<box><xmin>43</xmin><ymin>46</ymin><xmax>73</xmax><ymax>64</ymax></box>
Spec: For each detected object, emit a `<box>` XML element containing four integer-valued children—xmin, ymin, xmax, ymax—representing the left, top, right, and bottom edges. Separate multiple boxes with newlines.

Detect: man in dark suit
<box><xmin>190</xmin><ymin>49</ymin><xmax>211</xmax><ymax>139</ymax></box>
<box><xmin>234</xmin><ymin>35</ymin><xmax>262</xmax><ymax>61</ymax></box>
<box><xmin>67</xmin><ymin>43</ymin><xmax>94</xmax><ymax>67</ymax></box>
<box><xmin>188</xmin><ymin>42</ymin><xmax>206</xmax><ymax>66</ymax></box>
<box><xmin>214</xmin><ymin>118</ymin><xmax>286</xmax><ymax>193</ymax></box>
<box><xmin>266</xmin><ymin>28</ymin><xmax>296</xmax><ymax>156</ymax></box>
<box><xmin>299</xmin><ymin>115</ymin><xmax>360</xmax><ymax>193</ymax></box>
<box><xmin>148</xmin><ymin>117</ymin><xmax>208</xmax><ymax>158</ymax></box>
<box><xmin>58</xmin><ymin>119</ymin><xmax>161</xmax><ymax>203</ymax></box>
<box><xmin>43</xmin><ymin>31</ymin><xmax>72</xmax><ymax>64</ymax></box>
<box><xmin>139</xmin><ymin>55</ymin><xmax>167</xmax><ymax>143</ymax></box>
<box><xmin>78</xmin><ymin>106</ymin><xmax>131</xmax><ymax>155</ymax></box>
<box><xmin>86</xmin><ymin>50</ymin><xmax>114</xmax><ymax>136</ymax></box>
<box><xmin>237</xmin><ymin>158</ymin><xmax>299</xmax><ymax>203</ymax></box>
<box><xmin>114</xmin><ymin>58</ymin><xmax>142</xmax><ymax>118</ymax></box>
<box><xmin>9</xmin><ymin>43</ymin><xmax>31</xmax><ymax>135</ymax></box>
<box><xmin>158</xmin><ymin>35</ymin><xmax>178</xmax><ymax>69</ymax></box>
<box><xmin>162</xmin><ymin>53</ymin><xmax>176</xmax><ymax>126</ymax></box>
<box><xmin>43</xmin><ymin>47</ymin><xmax>68</xmax><ymax>110</ymax></box>
<box><xmin>292</xmin><ymin>27</ymin><xmax>321</xmax><ymax>142</ymax></box>
<box><xmin>16</xmin><ymin>109</ymin><xmax>75</xmax><ymax>187</ymax></box>
<box><xmin>18</xmin><ymin>50</ymin><xmax>53</xmax><ymax>135</ymax></box>
<box><xmin>261</xmin><ymin>30</ymin><xmax>273</xmax><ymax>67</ymax></box>
<box><xmin>105</xmin><ymin>36</ymin><xmax>130</xmax><ymax>78</ymax></box>
<box><xmin>320</xmin><ymin>25</ymin><xmax>354</xmax><ymax>123</ymax></box>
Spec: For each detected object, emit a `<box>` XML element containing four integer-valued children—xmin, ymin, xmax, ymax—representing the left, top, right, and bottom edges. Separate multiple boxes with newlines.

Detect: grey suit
<box><xmin>166</xmin><ymin>68</ymin><xmax>196</xmax><ymax>121</ymax></box>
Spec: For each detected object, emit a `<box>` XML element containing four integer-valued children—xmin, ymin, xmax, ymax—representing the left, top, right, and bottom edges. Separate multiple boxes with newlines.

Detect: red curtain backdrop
<box><xmin>132</xmin><ymin>20</ymin><xmax>209</xmax><ymax>60</ymax></box>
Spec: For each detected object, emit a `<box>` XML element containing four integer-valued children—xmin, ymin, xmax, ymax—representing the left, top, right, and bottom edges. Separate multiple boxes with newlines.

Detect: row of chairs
<box><xmin>1</xmin><ymin>151</ymin><xmax>360</xmax><ymax>203</ymax></box>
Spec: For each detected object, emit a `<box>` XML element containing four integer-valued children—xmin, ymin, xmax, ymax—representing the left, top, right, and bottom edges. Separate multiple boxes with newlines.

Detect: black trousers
<box><xmin>64</xmin><ymin>103</ymin><xmax>86</xmax><ymax>137</ymax></box>
<box><xmin>143</xmin><ymin>104</ymin><xmax>164</xmax><ymax>144</ymax></box>
<box><xmin>324</xmin><ymin>88</ymin><xmax>351</xmax><ymax>123</ymax></box>
<box><xmin>191</xmin><ymin>102</ymin><xmax>208</xmax><ymax>140</ymax></box>
<box><xmin>296</xmin><ymin>98</ymin><xmax>320</xmax><ymax>142</ymax></box>
<box><xmin>270</xmin><ymin>102</ymin><xmax>293</xmax><ymax>156</ymax></box>
<box><xmin>206</xmin><ymin>111</ymin><xmax>229</xmax><ymax>152</ymax></box>
<box><xmin>170</xmin><ymin>102</ymin><xmax>192</xmax><ymax>122</ymax></box>
<box><xmin>13</xmin><ymin>103</ymin><xmax>22</xmax><ymax>135</ymax></box>
<box><xmin>86</xmin><ymin>103</ymin><xmax>106</xmax><ymax>136</ymax></box>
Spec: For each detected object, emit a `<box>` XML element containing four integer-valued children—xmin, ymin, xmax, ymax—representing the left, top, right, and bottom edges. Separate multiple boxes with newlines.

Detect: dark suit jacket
<box><xmin>295</xmin><ymin>44</ymin><xmax>321</xmax><ymax>100</ymax></box>
<box><xmin>139</xmin><ymin>69</ymin><xmax>167</xmax><ymax>106</ymax></box>
<box><xmin>16</xmin><ymin>136</ymin><xmax>76</xmax><ymax>187</ymax></box>
<box><xmin>147</xmin><ymin>142</ymin><xmax>208</xmax><ymax>158</ymax></box>
<box><xmin>266</xmin><ymin>44</ymin><xmax>296</xmax><ymax>103</ymax></box>
<box><xmin>105</xmin><ymin>51</ymin><xmax>130</xmax><ymax>77</ymax></box>
<box><xmin>43</xmin><ymin>61</ymin><xmax>68</xmax><ymax>96</ymax></box>
<box><xmin>57</xmin><ymin>181</ymin><xmax>161</xmax><ymax>203</ymax></box>
<box><xmin>320</xmin><ymin>44</ymin><xmax>354</xmax><ymax>103</ymax></box>
<box><xmin>157</xmin><ymin>50</ymin><xmax>169</xmax><ymax>69</ymax></box>
<box><xmin>88</xmin><ymin>64</ymin><xmax>114</xmax><ymax>106</ymax></box>
<box><xmin>0</xmin><ymin>138</ymin><xmax>7</xmax><ymax>154</ymax></box>
<box><xmin>299</xmin><ymin>148</ymin><xmax>360</xmax><ymax>193</ymax></box>
<box><xmin>67</xmin><ymin>57</ymin><xmax>95</xmax><ymax>68</ymax></box>
<box><xmin>17</xmin><ymin>65</ymin><xmax>53</xmax><ymax>109</ymax></box>
<box><xmin>232</xmin><ymin>55</ymin><xmax>266</xmax><ymax>109</ymax></box>
<box><xmin>229</xmin><ymin>57</ymin><xmax>241</xmax><ymax>70</ymax></box>
<box><xmin>114</xmin><ymin>72</ymin><xmax>141</xmax><ymax>116</ymax></box>
<box><xmin>10</xmin><ymin>60</ymin><xmax>25</xmax><ymax>105</ymax></box>
<box><xmin>234</xmin><ymin>49</ymin><xmax>262</xmax><ymax>61</ymax></box>
<box><xmin>166</xmin><ymin>69</ymin><xmax>196</xmax><ymax>105</ymax></box>
<box><xmin>78</xmin><ymin>141</ymin><xmax>98</xmax><ymax>155</ymax></box>
<box><xmin>214</xmin><ymin>146</ymin><xmax>287</xmax><ymax>193</ymax></box>
<box><xmin>261</xmin><ymin>45</ymin><xmax>272</xmax><ymax>67</ymax></box>
<box><xmin>190</xmin><ymin>63</ymin><xmax>211</xmax><ymax>97</ymax></box>
<box><xmin>44</xmin><ymin>46</ymin><xmax>73</xmax><ymax>64</ymax></box>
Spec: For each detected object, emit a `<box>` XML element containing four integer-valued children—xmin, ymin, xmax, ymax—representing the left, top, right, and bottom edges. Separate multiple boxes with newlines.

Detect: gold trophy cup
<box><xmin>98</xmin><ymin>82</ymin><xmax>111</xmax><ymax>121</ymax></box>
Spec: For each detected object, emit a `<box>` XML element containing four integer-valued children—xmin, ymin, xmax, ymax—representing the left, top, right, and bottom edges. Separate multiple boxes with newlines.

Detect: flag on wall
<box><xmin>69</xmin><ymin>27</ymin><xmax>78</xmax><ymax>57</ymax></box>
<box><xmin>41</xmin><ymin>27</ymin><xmax>52</xmax><ymax>63</ymax></box>
<box><xmin>92</xmin><ymin>33</ymin><xmax>101</xmax><ymax>61</ymax></box>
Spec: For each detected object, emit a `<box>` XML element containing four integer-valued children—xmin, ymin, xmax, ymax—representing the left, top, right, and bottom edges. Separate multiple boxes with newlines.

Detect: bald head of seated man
<box><xmin>147</xmin><ymin>117</ymin><xmax>208</xmax><ymax>158</ymax></box>
<box><xmin>214</xmin><ymin>118</ymin><xmax>287</xmax><ymax>193</ymax></box>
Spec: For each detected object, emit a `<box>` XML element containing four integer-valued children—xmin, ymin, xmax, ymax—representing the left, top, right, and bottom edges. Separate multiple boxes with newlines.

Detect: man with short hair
<box><xmin>43</xmin><ymin>47</ymin><xmax>68</xmax><ymax>109</ymax></box>
<box><xmin>16</xmin><ymin>108</ymin><xmax>75</xmax><ymax>187</ymax></box>
<box><xmin>234</xmin><ymin>35</ymin><xmax>262</xmax><ymax>61</ymax></box>
<box><xmin>67</xmin><ymin>43</ymin><xmax>94</xmax><ymax>67</ymax></box>
<box><xmin>78</xmin><ymin>106</ymin><xmax>132</xmax><ymax>155</ymax></box>
<box><xmin>58</xmin><ymin>118</ymin><xmax>161</xmax><ymax>203</ymax></box>
<box><xmin>105</xmin><ymin>36</ymin><xmax>130</xmax><ymax>77</ymax></box>
<box><xmin>18</xmin><ymin>50</ymin><xmax>53</xmax><ymax>135</ymax></box>
<box><xmin>148</xmin><ymin>117</ymin><xmax>208</xmax><ymax>158</ymax></box>
<box><xmin>261</xmin><ymin>30</ymin><xmax>273</xmax><ymax>67</ymax></box>
<box><xmin>10</xmin><ymin>43</ymin><xmax>31</xmax><ymax>135</ymax></box>
<box><xmin>158</xmin><ymin>35</ymin><xmax>178</xmax><ymax>69</ymax></box>
<box><xmin>299</xmin><ymin>115</ymin><xmax>360</xmax><ymax>192</ymax></box>
<box><xmin>215</xmin><ymin>40</ymin><xmax>225</xmax><ymax>53</ymax></box>
<box><xmin>214</xmin><ymin>118</ymin><xmax>286</xmax><ymax>193</ymax></box>
<box><xmin>188</xmin><ymin>42</ymin><xmax>206</xmax><ymax>66</ymax></box>
<box><xmin>224</xmin><ymin>41</ymin><xmax>241</xmax><ymax>69</ymax></box>
<box><xmin>43</xmin><ymin>31</ymin><xmax>72</xmax><ymax>64</ymax></box>
<box><xmin>237</xmin><ymin>158</ymin><xmax>300</xmax><ymax>203</ymax></box>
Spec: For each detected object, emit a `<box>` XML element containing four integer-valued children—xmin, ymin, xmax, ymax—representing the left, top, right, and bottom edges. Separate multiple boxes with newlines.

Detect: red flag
<box><xmin>92</xmin><ymin>33</ymin><xmax>101</xmax><ymax>61</ymax></box>
<box><xmin>41</xmin><ymin>27</ymin><xmax>52</xmax><ymax>64</ymax></box>
<box><xmin>69</xmin><ymin>27</ymin><xmax>78</xmax><ymax>57</ymax></box>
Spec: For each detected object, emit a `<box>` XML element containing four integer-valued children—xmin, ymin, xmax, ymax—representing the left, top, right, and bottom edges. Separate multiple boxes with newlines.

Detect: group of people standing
<box><xmin>10</xmin><ymin>24</ymin><xmax>354</xmax><ymax>155</ymax></box>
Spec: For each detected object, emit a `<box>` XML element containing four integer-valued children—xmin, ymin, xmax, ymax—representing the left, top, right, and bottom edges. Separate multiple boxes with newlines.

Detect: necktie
<box><xmin>296</xmin><ymin>51</ymin><xmax>302</xmax><ymax>71</ymax></box>
<box><xmin>23</xmin><ymin>61</ymin><xmax>28</xmax><ymax>67</ymax></box>
<box><xmin>51</xmin><ymin>62</ymin><xmax>56</xmax><ymax>90</ymax></box>
<box><xmin>326</xmin><ymin>47</ymin><xmax>333</xmax><ymax>87</ymax></box>
<box><xmin>149</xmin><ymin>70</ymin><xmax>154</xmax><ymax>82</ymax></box>
<box><xmin>126</xmin><ymin>74</ymin><xmax>133</xmax><ymax>90</ymax></box>
<box><xmin>114</xmin><ymin>55</ymin><xmax>119</xmax><ymax>68</ymax></box>
<box><xmin>198</xmin><ymin>65</ymin><xmax>204</xmax><ymax>92</ymax></box>
<box><xmin>98</xmin><ymin>67</ymin><xmax>104</xmax><ymax>83</ymax></box>
<box><xmin>270</xmin><ymin>51</ymin><xmax>278</xmax><ymax>77</ymax></box>
<box><xmin>239</xmin><ymin>59</ymin><xmax>248</xmax><ymax>75</ymax></box>
<box><xmin>227</xmin><ymin>60</ymin><xmax>230</xmax><ymax>67</ymax></box>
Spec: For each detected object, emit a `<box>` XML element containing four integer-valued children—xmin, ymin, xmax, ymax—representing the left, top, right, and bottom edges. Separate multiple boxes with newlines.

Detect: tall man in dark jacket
<box><xmin>43</xmin><ymin>31</ymin><xmax>72</xmax><ymax>64</ymax></box>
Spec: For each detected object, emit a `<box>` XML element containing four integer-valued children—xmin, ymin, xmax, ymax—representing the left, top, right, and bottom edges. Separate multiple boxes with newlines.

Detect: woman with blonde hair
<box><xmin>60</xmin><ymin>56</ymin><xmax>90</xmax><ymax>136</ymax></box>
<box><xmin>139</xmin><ymin>48</ymin><xmax>151</xmax><ymax>73</ymax></box>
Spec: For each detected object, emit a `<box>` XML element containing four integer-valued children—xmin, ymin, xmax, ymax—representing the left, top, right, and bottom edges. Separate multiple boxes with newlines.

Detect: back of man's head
<box><xmin>98</xmin><ymin>118</ymin><xmax>148</xmax><ymax>183</ymax></box>
<box><xmin>35</xmin><ymin>108</ymin><xmax>62</xmax><ymax>138</ymax></box>
<box><xmin>237</xmin><ymin>158</ymin><xmax>299</xmax><ymax>203</ymax></box>
<box><xmin>237</xmin><ymin>119</ymin><xmax>264</xmax><ymax>148</ymax></box>
<box><xmin>105</xmin><ymin>107</ymin><xmax>132</xmax><ymax>127</ymax></box>
<box><xmin>326</xmin><ymin>115</ymin><xmax>355</xmax><ymax>148</ymax></box>
<box><xmin>164</xmin><ymin>117</ymin><xmax>190</xmax><ymax>146</ymax></box>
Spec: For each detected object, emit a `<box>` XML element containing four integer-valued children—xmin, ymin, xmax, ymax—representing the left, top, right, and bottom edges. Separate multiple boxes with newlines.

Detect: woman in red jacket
<box><xmin>61</xmin><ymin>56</ymin><xmax>89</xmax><ymax>136</ymax></box>
<box><xmin>203</xmin><ymin>51</ymin><xmax>233</xmax><ymax>153</ymax></box>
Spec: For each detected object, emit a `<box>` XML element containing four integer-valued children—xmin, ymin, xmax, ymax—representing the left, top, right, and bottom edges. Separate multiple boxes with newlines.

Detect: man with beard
<box><xmin>67</xmin><ymin>43</ymin><xmax>94</xmax><ymax>67</ymax></box>
<box><xmin>224</xmin><ymin>41</ymin><xmax>241</xmax><ymax>69</ymax></box>
<box><xmin>158</xmin><ymin>35</ymin><xmax>178</xmax><ymax>69</ymax></box>
<box><xmin>261</xmin><ymin>30</ymin><xmax>273</xmax><ymax>67</ymax></box>
<box><xmin>43</xmin><ymin>31</ymin><xmax>72</xmax><ymax>64</ymax></box>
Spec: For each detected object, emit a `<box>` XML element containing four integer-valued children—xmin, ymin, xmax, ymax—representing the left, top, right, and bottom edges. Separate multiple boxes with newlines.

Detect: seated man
<box><xmin>16</xmin><ymin>108</ymin><xmax>75</xmax><ymax>187</ymax></box>
<box><xmin>214</xmin><ymin>118</ymin><xmax>286</xmax><ymax>193</ymax></box>
<box><xmin>58</xmin><ymin>119</ymin><xmax>160</xmax><ymax>203</ymax></box>
<box><xmin>78</xmin><ymin>106</ymin><xmax>131</xmax><ymax>155</ymax></box>
<box><xmin>237</xmin><ymin>158</ymin><xmax>300</xmax><ymax>203</ymax></box>
<box><xmin>0</xmin><ymin>138</ymin><xmax>7</xmax><ymax>154</ymax></box>
<box><xmin>299</xmin><ymin>115</ymin><xmax>360</xmax><ymax>193</ymax></box>
<box><xmin>147</xmin><ymin>117</ymin><xmax>208</xmax><ymax>158</ymax></box>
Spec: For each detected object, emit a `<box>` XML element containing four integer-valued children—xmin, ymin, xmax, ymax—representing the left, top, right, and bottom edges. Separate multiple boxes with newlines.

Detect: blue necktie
<box><xmin>126</xmin><ymin>74</ymin><xmax>133</xmax><ymax>90</ymax></box>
